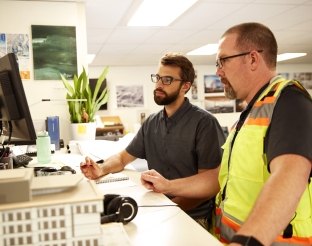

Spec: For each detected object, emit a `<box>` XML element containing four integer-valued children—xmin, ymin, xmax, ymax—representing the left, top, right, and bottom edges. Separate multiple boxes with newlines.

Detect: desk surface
<box><xmin>107</xmin><ymin>169</ymin><xmax>222</xmax><ymax>246</ymax></box>
<box><xmin>28</xmin><ymin>152</ymin><xmax>222</xmax><ymax>246</ymax></box>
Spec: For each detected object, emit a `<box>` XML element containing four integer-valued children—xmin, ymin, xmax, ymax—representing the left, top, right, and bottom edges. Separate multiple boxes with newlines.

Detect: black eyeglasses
<box><xmin>216</xmin><ymin>50</ymin><xmax>263</xmax><ymax>69</ymax></box>
<box><xmin>151</xmin><ymin>74</ymin><xmax>183</xmax><ymax>85</ymax></box>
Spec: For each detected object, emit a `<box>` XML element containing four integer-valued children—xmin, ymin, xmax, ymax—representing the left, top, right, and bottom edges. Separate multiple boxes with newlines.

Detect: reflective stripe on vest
<box><xmin>215</xmin><ymin>77</ymin><xmax>312</xmax><ymax>245</ymax></box>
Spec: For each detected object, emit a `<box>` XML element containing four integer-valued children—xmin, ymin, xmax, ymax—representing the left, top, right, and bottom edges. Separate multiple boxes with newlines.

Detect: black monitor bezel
<box><xmin>0</xmin><ymin>53</ymin><xmax>36</xmax><ymax>145</ymax></box>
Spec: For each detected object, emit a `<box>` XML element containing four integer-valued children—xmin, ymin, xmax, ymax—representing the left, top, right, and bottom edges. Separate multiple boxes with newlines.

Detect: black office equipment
<box><xmin>0</xmin><ymin>53</ymin><xmax>36</xmax><ymax>145</ymax></box>
<box><xmin>12</xmin><ymin>154</ymin><xmax>33</xmax><ymax>168</ymax></box>
<box><xmin>101</xmin><ymin>194</ymin><xmax>138</xmax><ymax>224</ymax></box>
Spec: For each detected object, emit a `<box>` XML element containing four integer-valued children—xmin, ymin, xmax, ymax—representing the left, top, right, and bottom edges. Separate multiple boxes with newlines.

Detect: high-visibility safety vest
<box><xmin>215</xmin><ymin>77</ymin><xmax>312</xmax><ymax>245</ymax></box>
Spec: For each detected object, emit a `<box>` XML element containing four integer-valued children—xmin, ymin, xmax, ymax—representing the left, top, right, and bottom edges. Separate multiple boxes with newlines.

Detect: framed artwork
<box><xmin>204</xmin><ymin>75</ymin><xmax>224</xmax><ymax>93</ymax></box>
<box><xmin>204</xmin><ymin>95</ymin><xmax>235</xmax><ymax>113</ymax></box>
<box><xmin>116</xmin><ymin>85</ymin><xmax>144</xmax><ymax>108</ymax></box>
<box><xmin>31</xmin><ymin>25</ymin><xmax>77</xmax><ymax>80</ymax></box>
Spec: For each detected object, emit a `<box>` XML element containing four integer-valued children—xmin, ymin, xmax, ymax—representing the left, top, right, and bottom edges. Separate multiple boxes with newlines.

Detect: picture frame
<box><xmin>204</xmin><ymin>75</ymin><xmax>224</xmax><ymax>93</ymax></box>
<box><xmin>204</xmin><ymin>95</ymin><xmax>235</xmax><ymax>113</ymax></box>
<box><xmin>116</xmin><ymin>85</ymin><xmax>144</xmax><ymax>108</ymax></box>
<box><xmin>31</xmin><ymin>25</ymin><xmax>77</xmax><ymax>80</ymax></box>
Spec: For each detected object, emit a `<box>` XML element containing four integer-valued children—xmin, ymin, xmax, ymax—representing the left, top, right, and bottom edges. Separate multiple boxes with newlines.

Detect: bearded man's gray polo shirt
<box><xmin>126</xmin><ymin>97</ymin><xmax>225</xmax><ymax>219</ymax></box>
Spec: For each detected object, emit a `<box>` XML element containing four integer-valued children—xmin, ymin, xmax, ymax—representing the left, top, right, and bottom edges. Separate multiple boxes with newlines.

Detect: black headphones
<box><xmin>101</xmin><ymin>194</ymin><xmax>138</xmax><ymax>224</ymax></box>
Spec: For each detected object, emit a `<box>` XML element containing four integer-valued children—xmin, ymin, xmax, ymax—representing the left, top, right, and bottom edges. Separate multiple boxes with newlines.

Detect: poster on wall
<box><xmin>293</xmin><ymin>72</ymin><xmax>312</xmax><ymax>89</ymax></box>
<box><xmin>31</xmin><ymin>25</ymin><xmax>77</xmax><ymax>80</ymax></box>
<box><xmin>0</xmin><ymin>33</ymin><xmax>6</xmax><ymax>57</ymax></box>
<box><xmin>0</xmin><ymin>33</ymin><xmax>31</xmax><ymax>79</ymax></box>
<box><xmin>204</xmin><ymin>74</ymin><xmax>224</xmax><ymax>93</ymax></box>
<box><xmin>116</xmin><ymin>85</ymin><xmax>144</xmax><ymax>108</ymax></box>
<box><xmin>204</xmin><ymin>95</ymin><xmax>235</xmax><ymax>113</ymax></box>
<box><xmin>7</xmin><ymin>34</ymin><xmax>29</xmax><ymax>57</ymax></box>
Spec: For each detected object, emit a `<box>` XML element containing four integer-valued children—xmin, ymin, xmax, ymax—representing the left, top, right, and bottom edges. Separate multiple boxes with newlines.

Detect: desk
<box><xmin>27</xmin><ymin>152</ymin><xmax>222</xmax><ymax>246</ymax></box>
<box><xmin>99</xmin><ymin>169</ymin><xmax>222</xmax><ymax>246</ymax></box>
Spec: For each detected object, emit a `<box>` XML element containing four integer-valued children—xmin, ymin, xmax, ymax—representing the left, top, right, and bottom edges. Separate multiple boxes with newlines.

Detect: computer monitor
<box><xmin>0</xmin><ymin>53</ymin><xmax>36</xmax><ymax>145</ymax></box>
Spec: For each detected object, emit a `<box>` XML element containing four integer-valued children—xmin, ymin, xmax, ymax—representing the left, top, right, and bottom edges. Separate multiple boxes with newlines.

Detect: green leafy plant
<box><xmin>60</xmin><ymin>67</ymin><xmax>109</xmax><ymax>123</ymax></box>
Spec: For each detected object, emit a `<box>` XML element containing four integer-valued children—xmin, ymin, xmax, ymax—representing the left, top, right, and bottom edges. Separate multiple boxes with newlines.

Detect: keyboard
<box><xmin>13</xmin><ymin>154</ymin><xmax>33</xmax><ymax>168</ymax></box>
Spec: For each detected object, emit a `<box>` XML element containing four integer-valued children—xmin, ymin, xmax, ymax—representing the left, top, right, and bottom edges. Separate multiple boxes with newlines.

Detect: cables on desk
<box><xmin>138</xmin><ymin>205</ymin><xmax>178</xmax><ymax>207</ymax></box>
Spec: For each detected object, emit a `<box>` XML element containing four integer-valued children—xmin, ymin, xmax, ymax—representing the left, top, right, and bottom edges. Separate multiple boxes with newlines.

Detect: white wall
<box><xmin>89</xmin><ymin>63</ymin><xmax>312</xmax><ymax>133</ymax></box>
<box><xmin>1</xmin><ymin>0</ymin><xmax>87</xmax><ymax>144</ymax></box>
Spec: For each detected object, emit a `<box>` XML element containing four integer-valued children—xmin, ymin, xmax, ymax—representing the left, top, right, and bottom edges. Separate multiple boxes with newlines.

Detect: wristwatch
<box><xmin>231</xmin><ymin>235</ymin><xmax>264</xmax><ymax>246</ymax></box>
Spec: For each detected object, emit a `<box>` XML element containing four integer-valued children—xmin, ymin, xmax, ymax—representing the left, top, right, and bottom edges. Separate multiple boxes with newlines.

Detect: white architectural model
<box><xmin>0</xmin><ymin>176</ymin><xmax>104</xmax><ymax>246</ymax></box>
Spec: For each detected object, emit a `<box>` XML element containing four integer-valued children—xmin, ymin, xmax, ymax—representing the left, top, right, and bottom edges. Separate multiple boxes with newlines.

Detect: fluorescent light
<box><xmin>277</xmin><ymin>53</ymin><xmax>307</xmax><ymax>62</ymax></box>
<box><xmin>128</xmin><ymin>0</ymin><xmax>198</xmax><ymax>27</ymax></box>
<box><xmin>187</xmin><ymin>44</ymin><xmax>218</xmax><ymax>55</ymax></box>
<box><xmin>87</xmin><ymin>54</ymin><xmax>95</xmax><ymax>64</ymax></box>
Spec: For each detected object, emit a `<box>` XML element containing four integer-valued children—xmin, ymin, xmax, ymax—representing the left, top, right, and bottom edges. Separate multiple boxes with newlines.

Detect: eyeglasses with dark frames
<box><xmin>151</xmin><ymin>74</ymin><xmax>183</xmax><ymax>85</ymax></box>
<box><xmin>216</xmin><ymin>50</ymin><xmax>263</xmax><ymax>69</ymax></box>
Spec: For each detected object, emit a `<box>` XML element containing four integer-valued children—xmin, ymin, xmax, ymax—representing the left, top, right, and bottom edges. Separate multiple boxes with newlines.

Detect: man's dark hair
<box><xmin>222</xmin><ymin>22</ymin><xmax>278</xmax><ymax>69</ymax></box>
<box><xmin>160</xmin><ymin>52</ymin><xmax>195</xmax><ymax>85</ymax></box>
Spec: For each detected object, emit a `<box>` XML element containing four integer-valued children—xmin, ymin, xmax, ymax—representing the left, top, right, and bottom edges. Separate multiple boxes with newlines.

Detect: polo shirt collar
<box><xmin>161</xmin><ymin>97</ymin><xmax>191</xmax><ymax>122</ymax></box>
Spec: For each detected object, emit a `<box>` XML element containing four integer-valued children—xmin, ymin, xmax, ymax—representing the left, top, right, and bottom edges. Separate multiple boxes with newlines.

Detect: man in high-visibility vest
<box><xmin>141</xmin><ymin>22</ymin><xmax>312</xmax><ymax>246</ymax></box>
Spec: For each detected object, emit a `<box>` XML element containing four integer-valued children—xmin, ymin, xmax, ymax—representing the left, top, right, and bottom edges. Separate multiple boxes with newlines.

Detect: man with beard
<box><xmin>141</xmin><ymin>23</ymin><xmax>312</xmax><ymax>245</ymax></box>
<box><xmin>80</xmin><ymin>52</ymin><xmax>225</xmax><ymax>230</ymax></box>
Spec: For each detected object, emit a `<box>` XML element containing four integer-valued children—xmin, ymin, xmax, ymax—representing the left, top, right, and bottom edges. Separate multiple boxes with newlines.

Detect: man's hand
<box><xmin>141</xmin><ymin>169</ymin><xmax>171</xmax><ymax>194</ymax></box>
<box><xmin>80</xmin><ymin>156</ymin><xmax>104</xmax><ymax>180</ymax></box>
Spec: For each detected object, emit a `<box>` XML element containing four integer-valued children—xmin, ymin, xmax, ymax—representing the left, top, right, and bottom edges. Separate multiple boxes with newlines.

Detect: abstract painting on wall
<box><xmin>31</xmin><ymin>25</ymin><xmax>77</xmax><ymax>80</ymax></box>
<box><xmin>116</xmin><ymin>85</ymin><xmax>144</xmax><ymax>108</ymax></box>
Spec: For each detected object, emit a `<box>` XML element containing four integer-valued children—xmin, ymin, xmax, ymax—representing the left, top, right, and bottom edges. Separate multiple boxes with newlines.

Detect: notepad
<box><xmin>95</xmin><ymin>173</ymin><xmax>129</xmax><ymax>184</ymax></box>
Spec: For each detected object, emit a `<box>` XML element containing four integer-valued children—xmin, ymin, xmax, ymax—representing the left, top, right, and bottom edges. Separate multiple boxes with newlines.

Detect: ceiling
<box><xmin>85</xmin><ymin>0</ymin><xmax>312</xmax><ymax>67</ymax></box>
<box><xmin>26</xmin><ymin>0</ymin><xmax>312</xmax><ymax>67</ymax></box>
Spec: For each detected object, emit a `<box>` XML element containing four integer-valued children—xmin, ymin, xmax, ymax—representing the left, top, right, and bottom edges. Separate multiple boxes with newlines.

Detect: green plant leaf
<box><xmin>60</xmin><ymin>66</ymin><xmax>109</xmax><ymax>123</ymax></box>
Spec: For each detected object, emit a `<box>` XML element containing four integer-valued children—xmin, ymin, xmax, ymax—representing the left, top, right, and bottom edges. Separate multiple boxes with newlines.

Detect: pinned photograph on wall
<box><xmin>204</xmin><ymin>96</ymin><xmax>235</xmax><ymax>113</ymax></box>
<box><xmin>293</xmin><ymin>72</ymin><xmax>312</xmax><ymax>89</ymax></box>
<box><xmin>0</xmin><ymin>33</ymin><xmax>7</xmax><ymax>57</ymax></box>
<box><xmin>7</xmin><ymin>34</ymin><xmax>30</xmax><ymax>58</ymax></box>
<box><xmin>0</xmin><ymin>33</ymin><xmax>31</xmax><ymax>79</ymax></box>
<box><xmin>31</xmin><ymin>25</ymin><xmax>77</xmax><ymax>80</ymax></box>
<box><xmin>278</xmin><ymin>72</ymin><xmax>289</xmax><ymax>79</ymax></box>
<box><xmin>191</xmin><ymin>71</ymin><xmax>198</xmax><ymax>100</ymax></box>
<box><xmin>204</xmin><ymin>75</ymin><xmax>224</xmax><ymax>93</ymax></box>
<box><xmin>116</xmin><ymin>85</ymin><xmax>144</xmax><ymax>108</ymax></box>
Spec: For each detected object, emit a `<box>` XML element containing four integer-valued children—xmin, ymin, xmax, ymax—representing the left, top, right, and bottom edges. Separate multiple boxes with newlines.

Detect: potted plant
<box><xmin>60</xmin><ymin>66</ymin><xmax>109</xmax><ymax>140</ymax></box>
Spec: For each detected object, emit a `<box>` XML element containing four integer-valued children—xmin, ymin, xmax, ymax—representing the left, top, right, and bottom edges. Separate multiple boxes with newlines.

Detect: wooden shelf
<box><xmin>96</xmin><ymin>116</ymin><xmax>124</xmax><ymax>137</ymax></box>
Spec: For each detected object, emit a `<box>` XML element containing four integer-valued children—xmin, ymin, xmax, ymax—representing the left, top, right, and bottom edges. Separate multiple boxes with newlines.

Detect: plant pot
<box><xmin>70</xmin><ymin>122</ymin><xmax>96</xmax><ymax>141</ymax></box>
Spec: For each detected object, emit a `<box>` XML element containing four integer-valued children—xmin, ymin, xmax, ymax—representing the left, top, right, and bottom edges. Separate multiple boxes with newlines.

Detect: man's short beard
<box><xmin>224</xmin><ymin>84</ymin><xmax>236</xmax><ymax>100</ymax></box>
<box><xmin>154</xmin><ymin>89</ymin><xmax>180</xmax><ymax>105</ymax></box>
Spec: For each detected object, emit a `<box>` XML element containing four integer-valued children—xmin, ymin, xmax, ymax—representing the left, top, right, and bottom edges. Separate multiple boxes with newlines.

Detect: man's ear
<box><xmin>250</xmin><ymin>51</ymin><xmax>260</xmax><ymax>71</ymax></box>
<box><xmin>182</xmin><ymin>82</ymin><xmax>192</xmax><ymax>92</ymax></box>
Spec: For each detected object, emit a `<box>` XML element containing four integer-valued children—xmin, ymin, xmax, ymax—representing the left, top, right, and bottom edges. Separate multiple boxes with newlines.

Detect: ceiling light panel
<box><xmin>128</xmin><ymin>0</ymin><xmax>198</xmax><ymax>27</ymax></box>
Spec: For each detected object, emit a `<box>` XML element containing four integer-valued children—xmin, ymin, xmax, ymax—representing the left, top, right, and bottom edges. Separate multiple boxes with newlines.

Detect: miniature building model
<box><xmin>0</xmin><ymin>177</ymin><xmax>104</xmax><ymax>246</ymax></box>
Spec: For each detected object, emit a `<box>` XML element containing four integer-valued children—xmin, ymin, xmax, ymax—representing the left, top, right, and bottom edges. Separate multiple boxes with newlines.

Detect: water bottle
<box><xmin>36</xmin><ymin>131</ymin><xmax>51</xmax><ymax>164</ymax></box>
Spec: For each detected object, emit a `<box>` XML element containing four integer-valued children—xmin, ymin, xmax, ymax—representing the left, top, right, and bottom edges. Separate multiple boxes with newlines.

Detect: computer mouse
<box><xmin>41</xmin><ymin>167</ymin><xmax>58</xmax><ymax>172</ymax></box>
<box><xmin>60</xmin><ymin>166</ymin><xmax>76</xmax><ymax>174</ymax></box>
